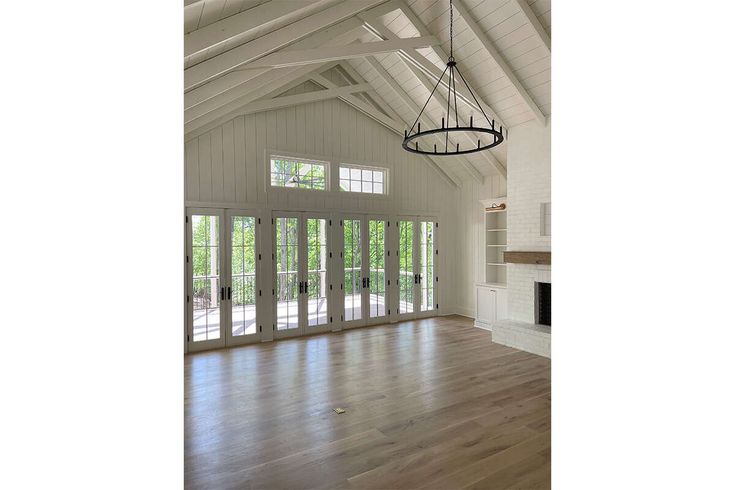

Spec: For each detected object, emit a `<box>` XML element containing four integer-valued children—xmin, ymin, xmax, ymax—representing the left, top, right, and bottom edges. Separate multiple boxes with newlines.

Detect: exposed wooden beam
<box><xmin>185</xmin><ymin>63</ymin><xmax>334</xmax><ymax>137</ymax></box>
<box><xmin>241</xmin><ymin>36</ymin><xmax>438</xmax><ymax>70</ymax></box>
<box><xmin>184</xmin><ymin>1</ymin><xmax>324</xmax><ymax>58</ymax></box>
<box><xmin>185</xmin><ymin>18</ymin><xmax>363</xmax><ymax>110</ymax></box>
<box><xmin>513</xmin><ymin>0</ymin><xmax>550</xmax><ymax>54</ymax></box>
<box><xmin>184</xmin><ymin>0</ymin><xmax>385</xmax><ymax>90</ymax></box>
<box><xmin>242</xmin><ymin>83</ymin><xmax>372</xmax><ymax>114</ymax></box>
<box><xmin>314</xmin><ymin>73</ymin><xmax>460</xmax><ymax>188</ymax></box>
<box><xmin>452</xmin><ymin>0</ymin><xmax>545</xmax><ymax>124</ymax></box>
<box><xmin>363</xmin><ymin>56</ymin><xmax>483</xmax><ymax>183</ymax></box>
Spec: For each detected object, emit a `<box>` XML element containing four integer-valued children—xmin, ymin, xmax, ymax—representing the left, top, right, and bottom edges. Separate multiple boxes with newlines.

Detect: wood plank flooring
<box><xmin>185</xmin><ymin>315</ymin><xmax>551</xmax><ymax>489</ymax></box>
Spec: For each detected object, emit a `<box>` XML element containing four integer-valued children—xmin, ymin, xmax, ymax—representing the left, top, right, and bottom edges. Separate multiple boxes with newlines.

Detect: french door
<box><xmin>398</xmin><ymin>218</ymin><xmax>438</xmax><ymax>319</ymax></box>
<box><xmin>273</xmin><ymin>212</ymin><xmax>332</xmax><ymax>339</ymax></box>
<box><xmin>341</xmin><ymin>216</ymin><xmax>389</xmax><ymax>328</ymax></box>
<box><xmin>186</xmin><ymin>208</ymin><xmax>262</xmax><ymax>352</ymax></box>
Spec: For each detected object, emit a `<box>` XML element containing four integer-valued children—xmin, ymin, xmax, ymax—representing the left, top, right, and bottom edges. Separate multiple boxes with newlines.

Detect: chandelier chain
<box><xmin>449</xmin><ymin>0</ymin><xmax>454</xmax><ymax>59</ymax></box>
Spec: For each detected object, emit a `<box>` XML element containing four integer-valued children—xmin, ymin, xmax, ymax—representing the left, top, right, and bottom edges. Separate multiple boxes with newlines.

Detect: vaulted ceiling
<box><xmin>184</xmin><ymin>0</ymin><xmax>551</xmax><ymax>184</ymax></box>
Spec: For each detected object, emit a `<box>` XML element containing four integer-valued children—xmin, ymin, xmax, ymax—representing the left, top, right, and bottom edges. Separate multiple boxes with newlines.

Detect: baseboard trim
<box><xmin>474</xmin><ymin>320</ymin><xmax>492</xmax><ymax>331</ymax></box>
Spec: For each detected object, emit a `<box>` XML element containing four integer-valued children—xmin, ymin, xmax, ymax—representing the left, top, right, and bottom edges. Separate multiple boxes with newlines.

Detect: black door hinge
<box><xmin>186</xmin><ymin>255</ymin><xmax>189</xmax><ymax>263</ymax></box>
<box><xmin>329</xmin><ymin>219</ymin><xmax>332</xmax><ymax>226</ymax></box>
<box><xmin>330</xmin><ymin>316</ymin><xmax>333</xmax><ymax>323</ymax></box>
<box><xmin>187</xmin><ymin>335</ymin><xmax>190</xmax><ymax>341</ymax></box>
<box><xmin>387</xmin><ymin>280</ymin><xmax>390</xmax><ymax>285</ymax></box>
<box><xmin>329</xmin><ymin>284</ymin><xmax>332</xmax><ymax>290</ymax></box>
<box><xmin>341</xmin><ymin>315</ymin><xmax>343</xmax><ymax>321</ymax></box>
<box><xmin>340</xmin><ymin>220</ymin><xmax>343</xmax><ymax>226</ymax></box>
<box><xmin>258</xmin><ymin>218</ymin><xmax>261</xmax><ymax>224</ymax></box>
<box><xmin>259</xmin><ymin>290</ymin><xmax>262</xmax><ymax>296</ymax></box>
<box><xmin>436</xmin><ymin>250</ymin><xmax>438</xmax><ymax>255</ymax></box>
<box><xmin>340</xmin><ymin>284</ymin><xmax>343</xmax><ymax>290</ymax></box>
<box><xmin>185</xmin><ymin>216</ymin><xmax>188</xmax><ymax>223</ymax></box>
<box><xmin>388</xmin><ymin>309</ymin><xmax>390</xmax><ymax>315</ymax></box>
<box><xmin>329</xmin><ymin>252</ymin><xmax>332</xmax><ymax>258</ymax></box>
<box><xmin>258</xmin><ymin>253</ymin><xmax>261</xmax><ymax>260</ymax></box>
<box><xmin>186</xmin><ymin>295</ymin><xmax>189</xmax><ymax>302</ymax></box>
<box><xmin>436</xmin><ymin>304</ymin><xmax>439</xmax><ymax>309</ymax></box>
<box><xmin>272</xmin><ymin>218</ymin><xmax>274</xmax><ymax>224</ymax></box>
<box><xmin>436</xmin><ymin>277</ymin><xmax>439</xmax><ymax>282</ymax></box>
<box><xmin>259</xmin><ymin>325</ymin><xmax>262</xmax><ymax>332</ymax></box>
<box><xmin>387</xmin><ymin>251</ymin><xmax>390</xmax><ymax>256</ymax></box>
<box><xmin>272</xmin><ymin>288</ymin><xmax>275</xmax><ymax>295</ymax></box>
<box><xmin>272</xmin><ymin>324</ymin><xmax>275</xmax><ymax>331</ymax></box>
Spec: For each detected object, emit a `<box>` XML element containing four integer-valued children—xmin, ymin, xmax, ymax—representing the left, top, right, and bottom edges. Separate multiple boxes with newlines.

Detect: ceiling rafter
<box><xmin>513</xmin><ymin>0</ymin><xmax>551</xmax><ymax>54</ymax></box>
<box><xmin>185</xmin><ymin>19</ymin><xmax>363</xmax><ymax>110</ymax></box>
<box><xmin>185</xmin><ymin>0</ymin><xmax>326</xmax><ymax>58</ymax></box>
<box><xmin>240</xmin><ymin>36</ymin><xmax>439</xmax><ymax>70</ymax></box>
<box><xmin>184</xmin><ymin>0</ymin><xmax>386</xmax><ymax>91</ymax></box>
<box><xmin>185</xmin><ymin>62</ymin><xmax>337</xmax><ymax>138</ymax></box>
<box><xmin>363</xmin><ymin>56</ymin><xmax>483</xmax><ymax>183</ymax></box>
<box><xmin>452</xmin><ymin>0</ymin><xmax>545</xmax><ymax>124</ymax></box>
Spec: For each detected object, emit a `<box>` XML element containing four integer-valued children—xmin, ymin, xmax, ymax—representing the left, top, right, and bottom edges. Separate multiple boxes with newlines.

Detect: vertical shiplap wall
<box><xmin>453</xmin><ymin>172</ymin><xmax>506</xmax><ymax>317</ymax></box>
<box><xmin>184</xmin><ymin>95</ymin><xmax>462</xmax><ymax>310</ymax></box>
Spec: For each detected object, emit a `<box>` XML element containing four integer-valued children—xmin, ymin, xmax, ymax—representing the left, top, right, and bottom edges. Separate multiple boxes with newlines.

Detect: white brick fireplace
<box><xmin>492</xmin><ymin>120</ymin><xmax>551</xmax><ymax>358</ymax></box>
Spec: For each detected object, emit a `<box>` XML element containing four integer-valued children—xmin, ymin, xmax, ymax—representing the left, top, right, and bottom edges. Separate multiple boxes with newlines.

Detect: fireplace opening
<box><xmin>535</xmin><ymin>282</ymin><xmax>551</xmax><ymax>326</ymax></box>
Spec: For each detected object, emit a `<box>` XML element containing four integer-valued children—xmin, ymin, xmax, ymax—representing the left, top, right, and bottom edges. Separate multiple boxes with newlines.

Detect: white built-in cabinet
<box><xmin>475</xmin><ymin>284</ymin><xmax>507</xmax><ymax>330</ymax></box>
<box><xmin>475</xmin><ymin>197</ymin><xmax>508</xmax><ymax>330</ymax></box>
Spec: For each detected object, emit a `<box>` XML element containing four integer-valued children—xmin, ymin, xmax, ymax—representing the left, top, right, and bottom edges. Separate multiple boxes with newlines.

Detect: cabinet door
<box><xmin>476</xmin><ymin>287</ymin><xmax>496</xmax><ymax>327</ymax></box>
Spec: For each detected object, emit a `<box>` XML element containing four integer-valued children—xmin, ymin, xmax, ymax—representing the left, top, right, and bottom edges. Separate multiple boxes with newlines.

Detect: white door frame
<box><xmin>302</xmin><ymin>212</ymin><xmax>333</xmax><ymax>336</ymax></box>
<box><xmin>186</xmin><ymin>207</ymin><xmax>226</xmax><ymax>352</ymax></box>
<box><xmin>340</xmin><ymin>215</ymin><xmax>367</xmax><ymax>329</ymax></box>
<box><xmin>223</xmin><ymin>209</ymin><xmax>264</xmax><ymax>347</ymax></box>
<box><xmin>364</xmin><ymin>215</ymin><xmax>390</xmax><ymax>326</ymax></box>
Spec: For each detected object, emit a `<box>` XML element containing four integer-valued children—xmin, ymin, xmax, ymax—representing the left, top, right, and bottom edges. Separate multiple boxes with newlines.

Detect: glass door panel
<box><xmin>368</xmin><ymin>219</ymin><xmax>387</xmax><ymax>320</ymax></box>
<box><xmin>306</xmin><ymin>217</ymin><xmax>328</xmax><ymax>328</ymax></box>
<box><xmin>191</xmin><ymin>214</ymin><xmax>221</xmax><ymax>342</ymax></box>
<box><xmin>275</xmin><ymin>216</ymin><xmax>299</xmax><ymax>331</ymax></box>
<box><xmin>230</xmin><ymin>215</ymin><xmax>257</xmax><ymax>337</ymax></box>
<box><xmin>398</xmin><ymin>220</ymin><xmax>414</xmax><ymax>315</ymax></box>
<box><xmin>343</xmin><ymin>219</ymin><xmax>362</xmax><ymax>322</ymax></box>
<box><xmin>419</xmin><ymin>221</ymin><xmax>435</xmax><ymax>312</ymax></box>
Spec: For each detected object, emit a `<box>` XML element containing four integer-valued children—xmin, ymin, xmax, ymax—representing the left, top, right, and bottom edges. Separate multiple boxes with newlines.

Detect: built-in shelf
<box><xmin>481</xmin><ymin>198</ymin><xmax>507</xmax><ymax>285</ymax></box>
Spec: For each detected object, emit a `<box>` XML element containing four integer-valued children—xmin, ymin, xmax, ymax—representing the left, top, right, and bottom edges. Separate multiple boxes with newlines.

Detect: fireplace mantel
<box><xmin>504</xmin><ymin>251</ymin><xmax>551</xmax><ymax>265</ymax></box>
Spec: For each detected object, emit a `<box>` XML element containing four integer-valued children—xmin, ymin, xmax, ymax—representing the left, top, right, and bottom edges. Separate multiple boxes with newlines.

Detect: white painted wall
<box><xmin>505</xmin><ymin>119</ymin><xmax>552</xmax><ymax>323</ymax></box>
<box><xmin>453</xmin><ymin>175</ymin><xmax>506</xmax><ymax>317</ymax></box>
<box><xmin>184</xmin><ymin>91</ymin><xmax>462</xmax><ymax>312</ymax></box>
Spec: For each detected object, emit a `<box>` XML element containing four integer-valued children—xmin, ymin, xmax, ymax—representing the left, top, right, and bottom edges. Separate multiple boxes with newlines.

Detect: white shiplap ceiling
<box><xmin>183</xmin><ymin>0</ymin><xmax>551</xmax><ymax>182</ymax></box>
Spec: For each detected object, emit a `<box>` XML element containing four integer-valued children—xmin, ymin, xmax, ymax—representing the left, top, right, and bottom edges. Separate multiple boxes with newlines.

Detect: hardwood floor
<box><xmin>185</xmin><ymin>315</ymin><xmax>551</xmax><ymax>489</ymax></box>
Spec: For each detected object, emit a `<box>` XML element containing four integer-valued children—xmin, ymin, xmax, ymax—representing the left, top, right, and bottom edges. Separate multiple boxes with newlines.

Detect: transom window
<box><xmin>339</xmin><ymin>164</ymin><xmax>387</xmax><ymax>195</ymax></box>
<box><xmin>270</xmin><ymin>156</ymin><xmax>327</xmax><ymax>190</ymax></box>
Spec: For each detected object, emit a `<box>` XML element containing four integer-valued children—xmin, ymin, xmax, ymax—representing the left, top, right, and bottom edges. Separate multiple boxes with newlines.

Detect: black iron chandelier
<box><xmin>402</xmin><ymin>0</ymin><xmax>506</xmax><ymax>156</ymax></box>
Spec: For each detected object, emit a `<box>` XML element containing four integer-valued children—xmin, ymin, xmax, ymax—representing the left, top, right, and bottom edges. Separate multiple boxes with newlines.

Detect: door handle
<box><xmin>367</xmin><ymin>277</ymin><xmax>371</xmax><ymax>288</ymax></box>
<box><xmin>220</xmin><ymin>287</ymin><xmax>225</xmax><ymax>301</ymax></box>
<box><xmin>414</xmin><ymin>274</ymin><xmax>418</xmax><ymax>284</ymax></box>
<box><xmin>418</xmin><ymin>274</ymin><xmax>422</xmax><ymax>284</ymax></box>
<box><xmin>305</xmin><ymin>281</ymin><xmax>309</xmax><ymax>294</ymax></box>
<box><xmin>362</xmin><ymin>277</ymin><xmax>366</xmax><ymax>288</ymax></box>
<box><xmin>227</xmin><ymin>286</ymin><xmax>231</xmax><ymax>300</ymax></box>
<box><xmin>299</xmin><ymin>281</ymin><xmax>304</xmax><ymax>294</ymax></box>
